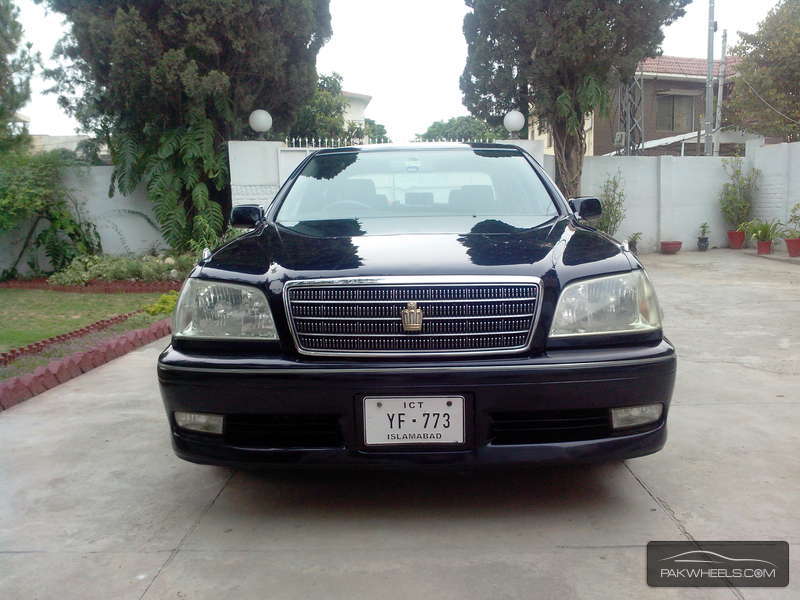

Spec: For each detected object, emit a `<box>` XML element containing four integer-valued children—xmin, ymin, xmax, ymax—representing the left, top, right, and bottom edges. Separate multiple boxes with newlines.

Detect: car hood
<box><xmin>202</xmin><ymin>216</ymin><xmax>631</xmax><ymax>287</ymax></box>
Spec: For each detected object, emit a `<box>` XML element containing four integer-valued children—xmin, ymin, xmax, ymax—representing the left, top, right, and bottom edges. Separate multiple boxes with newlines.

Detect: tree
<box><xmin>347</xmin><ymin>118</ymin><xmax>390</xmax><ymax>143</ymax></box>
<box><xmin>0</xmin><ymin>0</ymin><xmax>36</xmax><ymax>153</ymax></box>
<box><xmin>38</xmin><ymin>0</ymin><xmax>331</xmax><ymax>251</ymax></box>
<box><xmin>290</xmin><ymin>72</ymin><xmax>390</xmax><ymax>142</ymax></box>
<box><xmin>725</xmin><ymin>0</ymin><xmax>800</xmax><ymax>141</ymax></box>
<box><xmin>461</xmin><ymin>0</ymin><xmax>690</xmax><ymax>197</ymax></box>
<box><xmin>417</xmin><ymin>115</ymin><xmax>504</xmax><ymax>141</ymax></box>
<box><xmin>289</xmin><ymin>73</ymin><xmax>348</xmax><ymax>140</ymax></box>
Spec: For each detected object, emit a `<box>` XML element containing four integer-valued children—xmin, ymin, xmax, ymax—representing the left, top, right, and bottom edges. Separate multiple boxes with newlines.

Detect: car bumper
<box><xmin>157</xmin><ymin>340</ymin><xmax>676</xmax><ymax>468</ymax></box>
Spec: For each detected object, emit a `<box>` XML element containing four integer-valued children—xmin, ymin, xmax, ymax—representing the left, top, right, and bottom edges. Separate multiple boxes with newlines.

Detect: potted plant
<box><xmin>741</xmin><ymin>219</ymin><xmax>782</xmax><ymax>255</ymax></box>
<box><xmin>627</xmin><ymin>232</ymin><xmax>642</xmax><ymax>255</ymax></box>
<box><xmin>697</xmin><ymin>222</ymin><xmax>710</xmax><ymax>251</ymax></box>
<box><xmin>783</xmin><ymin>203</ymin><xmax>800</xmax><ymax>257</ymax></box>
<box><xmin>660</xmin><ymin>240</ymin><xmax>682</xmax><ymax>254</ymax></box>
<box><xmin>719</xmin><ymin>159</ymin><xmax>759</xmax><ymax>249</ymax></box>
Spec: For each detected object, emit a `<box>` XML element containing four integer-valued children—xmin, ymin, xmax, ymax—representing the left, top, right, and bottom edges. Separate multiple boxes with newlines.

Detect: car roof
<box><xmin>313</xmin><ymin>142</ymin><xmax>525</xmax><ymax>155</ymax></box>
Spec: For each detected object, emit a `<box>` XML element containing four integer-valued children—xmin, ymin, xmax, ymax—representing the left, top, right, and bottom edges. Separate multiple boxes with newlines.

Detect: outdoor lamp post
<box><xmin>249</xmin><ymin>109</ymin><xmax>272</xmax><ymax>140</ymax></box>
<box><xmin>503</xmin><ymin>110</ymin><xmax>525</xmax><ymax>139</ymax></box>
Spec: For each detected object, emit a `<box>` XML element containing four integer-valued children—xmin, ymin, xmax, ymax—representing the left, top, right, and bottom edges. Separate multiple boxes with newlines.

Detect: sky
<box><xmin>17</xmin><ymin>0</ymin><xmax>780</xmax><ymax>142</ymax></box>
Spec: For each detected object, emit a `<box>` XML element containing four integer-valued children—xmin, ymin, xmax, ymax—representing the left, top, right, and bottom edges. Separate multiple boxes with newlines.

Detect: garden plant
<box><xmin>719</xmin><ymin>158</ymin><xmax>759</xmax><ymax>249</ymax></box>
<box><xmin>783</xmin><ymin>203</ymin><xmax>800</xmax><ymax>257</ymax></box>
<box><xmin>697</xmin><ymin>222</ymin><xmax>710</xmax><ymax>251</ymax></box>
<box><xmin>594</xmin><ymin>171</ymin><xmax>626</xmax><ymax>238</ymax></box>
<box><xmin>740</xmin><ymin>219</ymin><xmax>783</xmax><ymax>255</ymax></box>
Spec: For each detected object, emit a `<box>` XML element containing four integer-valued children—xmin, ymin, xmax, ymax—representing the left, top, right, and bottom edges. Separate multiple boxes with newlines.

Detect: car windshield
<box><xmin>275</xmin><ymin>148</ymin><xmax>559</xmax><ymax>234</ymax></box>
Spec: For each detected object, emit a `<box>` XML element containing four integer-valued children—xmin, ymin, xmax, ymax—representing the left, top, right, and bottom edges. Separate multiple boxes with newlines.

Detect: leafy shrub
<box><xmin>0</xmin><ymin>150</ymin><xmax>101</xmax><ymax>279</ymax></box>
<box><xmin>594</xmin><ymin>171</ymin><xmax>626</xmax><ymax>237</ymax></box>
<box><xmin>720</xmin><ymin>158</ymin><xmax>759</xmax><ymax>229</ymax></box>
<box><xmin>48</xmin><ymin>253</ymin><xmax>196</xmax><ymax>286</ymax></box>
<box><xmin>783</xmin><ymin>203</ymin><xmax>800</xmax><ymax>238</ymax></box>
<box><xmin>740</xmin><ymin>219</ymin><xmax>783</xmax><ymax>242</ymax></box>
<box><xmin>143</xmin><ymin>291</ymin><xmax>179</xmax><ymax>316</ymax></box>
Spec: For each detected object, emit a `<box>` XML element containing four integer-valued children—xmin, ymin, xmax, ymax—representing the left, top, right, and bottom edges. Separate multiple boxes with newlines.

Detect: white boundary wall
<box><xmin>746</xmin><ymin>141</ymin><xmax>800</xmax><ymax>222</ymax></box>
<box><xmin>543</xmin><ymin>143</ymin><xmax>799</xmax><ymax>253</ymax></box>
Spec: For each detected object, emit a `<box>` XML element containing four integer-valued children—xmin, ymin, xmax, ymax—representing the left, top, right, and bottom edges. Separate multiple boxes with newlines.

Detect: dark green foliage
<box><xmin>0</xmin><ymin>0</ymin><xmax>37</xmax><ymax>153</ymax></box>
<box><xmin>726</xmin><ymin>0</ymin><xmax>800</xmax><ymax>140</ymax></box>
<box><xmin>38</xmin><ymin>0</ymin><xmax>332</xmax><ymax>250</ymax></box>
<box><xmin>417</xmin><ymin>116</ymin><xmax>505</xmax><ymax>141</ymax></box>
<box><xmin>347</xmin><ymin>119</ymin><xmax>390</xmax><ymax>143</ymax></box>
<box><xmin>290</xmin><ymin>73</ymin><xmax>349</xmax><ymax>140</ymax></box>
<box><xmin>461</xmin><ymin>0</ymin><xmax>690</xmax><ymax>197</ymax></box>
<box><xmin>290</xmin><ymin>72</ymin><xmax>389</xmax><ymax>142</ymax></box>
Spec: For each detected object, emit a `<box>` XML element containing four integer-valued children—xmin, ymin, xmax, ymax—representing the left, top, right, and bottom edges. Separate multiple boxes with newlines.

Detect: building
<box><xmin>342</xmin><ymin>91</ymin><xmax>372</xmax><ymax>127</ymax></box>
<box><xmin>533</xmin><ymin>55</ymin><xmax>758</xmax><ymax>157</ymax></box>
<box><xmin>30</xmin><ymin>134</ymin><xmax>90</xmax><ymax>154</ymax></box>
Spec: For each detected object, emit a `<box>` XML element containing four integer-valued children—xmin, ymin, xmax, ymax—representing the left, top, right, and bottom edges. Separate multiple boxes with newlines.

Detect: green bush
<box><xmin>739</xmin><ymin>219</ymin><xmax>783</xmax><ymax>242</ymax></box>
<box><xmin>720</xmin><ymin>158</ymin><xmax>759</xmax><ymax>229</ymax></box>
<box><xmin>595</xmin><ymin>171</ymin><xmax>626</xmax><ymax>238</ymax></box>
<box><xmin>0</xmin><ymin>151</ymin><xmax>101</xmax><ymax>280</ymax></box>
<box><xmin>784</xmin><ymin>203</ymin><xmax>800</xmax><ymax>238</ymax></box>
<box><xmin>48</xmin><ymin>253</ymin><xmax>196</xmax><ymax>286</ymax></box>
<box><xmin>143</xmin><ymin>290</ymin><xmax>179</xmax><ymax>316</ymax></box>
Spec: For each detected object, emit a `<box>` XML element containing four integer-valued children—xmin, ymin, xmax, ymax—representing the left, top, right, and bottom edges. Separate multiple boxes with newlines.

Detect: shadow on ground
<box><xmin>225</xmin><ymin>462</ymin><xmax>630</xmax><ymax>519</ymax></box>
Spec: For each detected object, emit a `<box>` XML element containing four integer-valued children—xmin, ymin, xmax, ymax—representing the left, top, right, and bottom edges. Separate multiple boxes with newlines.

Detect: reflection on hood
<box><xmin>562</xmin><ymin>229</ymin><xmax>620</xmax><ymax>265</ymax></box>
<box><xmin>458</xmin><ymin>219</ymin><xmax>563</xmax><ymax>266</ymax></box>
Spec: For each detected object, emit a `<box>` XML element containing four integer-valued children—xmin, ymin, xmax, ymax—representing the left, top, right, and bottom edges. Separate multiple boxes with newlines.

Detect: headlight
<box><xmin>550</xmin><ymin>270</ymin><xmax>662</xmax><ymax>338</ymax></box>
<box><xmin>173</xmin><ymin>279</ymin><xmax>278</xmax><ymax>340</ymax></box>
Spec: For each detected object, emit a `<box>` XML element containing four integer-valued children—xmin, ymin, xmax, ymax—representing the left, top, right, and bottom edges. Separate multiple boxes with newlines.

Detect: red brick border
<box><xmin>0</xmin><ymin>311</ymin><xmax>144</xmax><ymax>367</ymax></box>
<box><xmin>0</xmin><ymin>318</ymin><xmax>171</xmax><ymax>411</ymax></box>
<box><xmin>0</xmin><ymin>278</ymin><xmax>181</xmax><ymax>294</ymax></box>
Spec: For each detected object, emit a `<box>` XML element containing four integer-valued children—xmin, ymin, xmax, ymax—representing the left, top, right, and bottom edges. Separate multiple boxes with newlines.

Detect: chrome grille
<box><xmin>284</xmin><ymin>277</ymin><xmax>540</xmax><ymax>357</ymax></box>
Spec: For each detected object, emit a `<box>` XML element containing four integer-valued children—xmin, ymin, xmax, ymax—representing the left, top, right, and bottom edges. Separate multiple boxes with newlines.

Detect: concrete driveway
<box><xmin>1</xmin><ymin>250</ymin><xmax>797</xmax><ymax>600</ymax></box>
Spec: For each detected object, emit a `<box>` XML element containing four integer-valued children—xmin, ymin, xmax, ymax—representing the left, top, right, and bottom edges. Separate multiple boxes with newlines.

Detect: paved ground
<box><xmin>1</xmin><ymin>250</ymin><xmax>797</xmax><ymax>600</ymax></box>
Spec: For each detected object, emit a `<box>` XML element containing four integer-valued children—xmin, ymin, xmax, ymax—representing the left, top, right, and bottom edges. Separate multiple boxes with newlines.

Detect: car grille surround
<box><xmin>284</xmin><ymin>276</ymin><xmax>541</xmax><ymax>357</ymax></box>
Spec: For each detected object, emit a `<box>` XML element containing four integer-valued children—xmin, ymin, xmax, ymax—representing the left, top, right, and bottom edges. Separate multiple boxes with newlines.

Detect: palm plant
<box><xmin>740</xmin><ymin>219</ymin><xmax>783</xmax><ymax>242</ymax></box>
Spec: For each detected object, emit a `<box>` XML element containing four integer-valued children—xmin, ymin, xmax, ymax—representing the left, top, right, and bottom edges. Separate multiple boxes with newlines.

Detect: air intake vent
<box><xmin>224</xmin><ymin>414</ymin><xmax>343</xmax><ymax>449</ymax></box>
<box><xmin>489</xmin><ymin>409</ymin><xmax>612</xmax><ymax>445</ymax></box>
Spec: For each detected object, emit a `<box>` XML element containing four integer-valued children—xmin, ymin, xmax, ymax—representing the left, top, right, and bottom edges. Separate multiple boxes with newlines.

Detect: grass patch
<box><xmin>0</xmin><ymin>289</ymin><xmax>162</xmax><ymax>352</ymax></box>
<box><xmin>0</xmin><ymin>312</ymin><xmax>166</xmax><ymax>381</ymax></box>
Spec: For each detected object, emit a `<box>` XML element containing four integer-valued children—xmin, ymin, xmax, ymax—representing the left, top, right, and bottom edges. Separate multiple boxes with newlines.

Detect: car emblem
<box><xmin>401</xmin><ymin>301</ymin><xmax>423</xmax><ymax>333</ymax></box>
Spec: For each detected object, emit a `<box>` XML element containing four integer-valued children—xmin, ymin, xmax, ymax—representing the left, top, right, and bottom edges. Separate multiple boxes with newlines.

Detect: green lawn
<box><xmin>0</xmin><ymin>289</ymin><xmax>161</xmax><ymax>352</ymax></box>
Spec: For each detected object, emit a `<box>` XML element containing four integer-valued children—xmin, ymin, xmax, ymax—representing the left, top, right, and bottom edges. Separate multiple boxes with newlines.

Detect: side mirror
<box><xmin>568</xmin><ymin>196</ymin><xmax>602</xmax><ymax>220</ymax></box>
<box><xmin>230</xmin><ymin>204</ymin><xmax>263</xmax><ymax>228</ymax></box>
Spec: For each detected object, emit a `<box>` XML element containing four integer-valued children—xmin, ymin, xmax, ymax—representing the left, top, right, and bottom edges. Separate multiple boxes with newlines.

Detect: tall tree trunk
<box><xmin>552</xmin><ymin>116</ymin><xmax>586</xmax><ymax>199</ymax></box>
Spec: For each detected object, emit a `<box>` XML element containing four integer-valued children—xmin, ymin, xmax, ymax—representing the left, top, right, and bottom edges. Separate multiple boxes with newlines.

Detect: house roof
<box><xmin>342</xmin><ymin>90</ymin><xmax>372</xmax><ymax>103</ymax></box>
<box><xmin>639</xmin><ymin>55</ymin><xmax>741</xmax><ymax>79</ymax></box>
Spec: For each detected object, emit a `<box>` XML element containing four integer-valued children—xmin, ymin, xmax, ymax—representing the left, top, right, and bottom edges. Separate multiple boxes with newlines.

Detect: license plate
<box><xmin>362</xmin><ymin>396</ymin><xmax>465</xmax><ymax>446</ymax></box>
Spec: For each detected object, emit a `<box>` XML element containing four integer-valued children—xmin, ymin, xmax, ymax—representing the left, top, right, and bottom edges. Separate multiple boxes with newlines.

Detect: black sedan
<box><xmin>157</xmin><ymin>143</ymin><xmax>675</xmax><ymax>467</ymax></box>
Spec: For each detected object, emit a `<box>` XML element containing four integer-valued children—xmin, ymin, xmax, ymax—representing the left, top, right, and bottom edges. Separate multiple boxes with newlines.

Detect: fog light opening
<box><xmin>174</xmin><ymin>411</ymin><xmax>224</xmax><ymax>435</ymax></box>
<box><xmin>611</xmin><ymin>404</ymin><xmax>663</xmax><ymax>430</ymax></box>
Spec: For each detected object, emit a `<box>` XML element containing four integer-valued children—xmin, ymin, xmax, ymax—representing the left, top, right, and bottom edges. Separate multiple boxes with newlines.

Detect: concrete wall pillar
<box><xmin>228</xmin><ymin>141</ymin><xmax>283</xmax><ymax>207</ymax></box>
